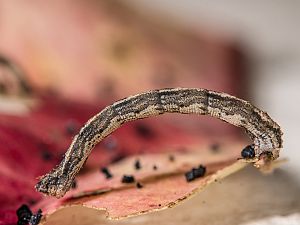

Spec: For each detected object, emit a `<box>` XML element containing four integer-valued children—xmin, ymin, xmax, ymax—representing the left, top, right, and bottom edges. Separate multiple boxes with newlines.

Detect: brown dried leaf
<box><xmin>35</xmin><ymin>142</ymin><xmax>248</xmax><ymax>223</ymax></box>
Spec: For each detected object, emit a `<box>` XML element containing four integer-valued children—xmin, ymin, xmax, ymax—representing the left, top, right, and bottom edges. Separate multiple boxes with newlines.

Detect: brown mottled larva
<box><xmin>36</xmin><ymin>88</ymin><xmax>283</xmax><ymax>198</ymax></box>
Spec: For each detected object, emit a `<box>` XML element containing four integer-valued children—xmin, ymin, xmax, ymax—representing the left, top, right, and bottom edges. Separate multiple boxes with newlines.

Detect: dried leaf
<box><xmin>0</xmin><ymin>93</ymin><xmax>246</xmax><ymax>225</ymax></box>
<box><xmin>34</xmin><ymin>142</ymin><xmax>247</xmax><ymax>223</ymax></box>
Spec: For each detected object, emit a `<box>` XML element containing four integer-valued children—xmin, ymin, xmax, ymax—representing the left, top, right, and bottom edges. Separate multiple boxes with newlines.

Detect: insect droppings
<box><xmin>39</xmin><ymin>143</ymin><xmax>54</xmax><ymax>162</ymax></box>
<box><xmin>135</xmin><ymin>123</ymin><xmax>155</xmax><ymax>139</ymax></box>
<box><xmin>185</xmin><ymin>165</ymin><xmax>206</xmax><ymax>182</ymax></box>
<box><xmin>210</xmin><ymin>143</ymin><xmax>221</xmax><ymax>153</ymax></box>
<box><xmin>168</xmin><ymin>155</ymin><xmax>175</xmax><ymax>162</ymax></box>
<box><xmin>29</xmin><ymin>209</ymin><xmax>42</xmax><ymax>225</ymax></box>
<box><xmin>100</xmin><ymin>167</ymin><xmax>113</xmax><ymax>179</ymax></box>
<box><xmin>185</xmin><ymin>171</ymin><xmax>194</xmax><ymax>182</ymax></box>
<box><xmin>134</xmin><ymin>159</ymin><xmax>141</xmax><ymax>170</ymax></box>
<box><xmin>241</xmin><ymin>145</ymin><xmax>255</xmax><ymax>159</ymax></box>
<box><xmin>136</xmin><ymin>182</ymin><xmax>143</xmax><ymax>188</ymax></box>
<box><xmin>65</xmin><ymin>120</ymin><xmax>80</xmax><ymax>136</ymax></box>
<box><xmin>16</xmin><ymin>204</ymin><xmax>42</xmax><ymax>225</ymax></box>
<box><xmin>17</xmin><ymin>205</ymin><xmax>31</xmax><ymax>225</ymax></box>
<box><xmin>121</xmin><ymin>175</ymin><xmax>135</xmax><ymax>183</ymax></box>
<box><xmin>40</xmin><ymin>150</ymin><xmax>53</xmax><ymax>161</ymax></box>
<box><xmin>27</xmin><ymin>199</ymin><xmax>37</xmax><ymax>206</ymax></box>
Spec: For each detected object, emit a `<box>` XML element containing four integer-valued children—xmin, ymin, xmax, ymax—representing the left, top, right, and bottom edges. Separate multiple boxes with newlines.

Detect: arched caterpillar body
<box><xmin>36</xmin><ymin>88</ymin><xmax>283</xmax><ymax>198</ymax></box>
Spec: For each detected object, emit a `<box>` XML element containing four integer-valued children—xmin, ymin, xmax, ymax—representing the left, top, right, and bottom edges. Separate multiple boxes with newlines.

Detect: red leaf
<box><xmin>34</xmin><ymin>142</ymin><xmax>247</xmax><ymax>222</ymax></box>
<box><xmin>0</xmin><ymin>95</ymin><xmax>245</xmax><ymax>225</ymax></box>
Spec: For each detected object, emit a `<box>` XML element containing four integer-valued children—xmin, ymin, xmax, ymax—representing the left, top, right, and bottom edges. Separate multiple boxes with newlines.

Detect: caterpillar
<box><xmin>36</xmin><ymin>88</ymin><xmax>283</xmax><ymax>198</ymax></box>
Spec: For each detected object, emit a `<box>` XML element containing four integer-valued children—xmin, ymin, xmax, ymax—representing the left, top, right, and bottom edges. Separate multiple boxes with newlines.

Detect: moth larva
<box><xmin>36</xmin><ymin>88</ymin><xmax>283</xmax><ymax>198</ymax></box>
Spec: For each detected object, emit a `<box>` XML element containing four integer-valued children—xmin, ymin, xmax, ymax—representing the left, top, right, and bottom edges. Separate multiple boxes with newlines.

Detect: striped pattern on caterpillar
<box><xmin>36</xmin><ymin>88</ymin><xmax>283</xmax><ymax>198</ymax></box>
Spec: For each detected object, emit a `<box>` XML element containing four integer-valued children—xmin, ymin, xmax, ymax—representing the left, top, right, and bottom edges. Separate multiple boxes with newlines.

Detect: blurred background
<box><xmin>126</xmin><ymin>0</ymin><xmax>300</xmax><ymax>179</ymax></box>
<box><xmin>0</xmin><ymin>1</ymin><xmax>299</xmax><ymax>224</ymax></box>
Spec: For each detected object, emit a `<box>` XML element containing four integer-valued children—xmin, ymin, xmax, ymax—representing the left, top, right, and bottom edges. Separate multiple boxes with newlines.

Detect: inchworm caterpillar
<box><xmin>36</xmin><ymin>88</ymin><xmax>283</xmax><ymax>198</ymax></box>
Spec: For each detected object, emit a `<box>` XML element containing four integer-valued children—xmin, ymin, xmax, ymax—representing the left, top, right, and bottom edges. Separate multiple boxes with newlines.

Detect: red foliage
<box><xmin>0</xmin><ymin>93</ymin><xmax>244</xmax><ymax>225</ymax></box>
